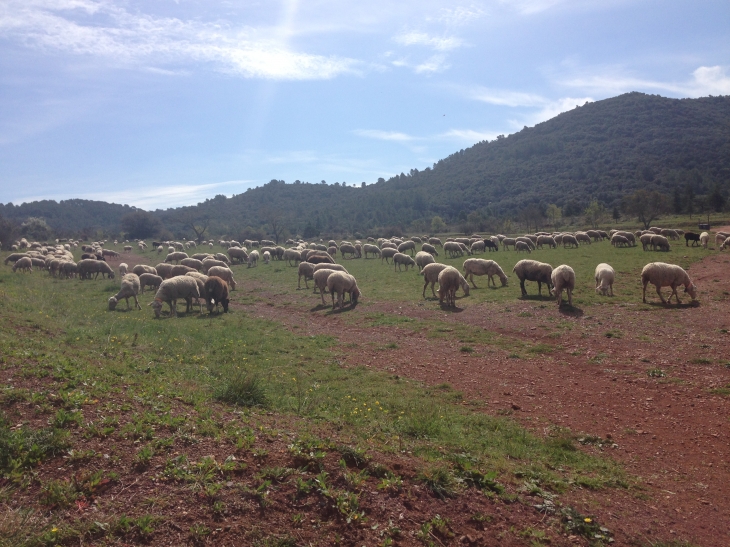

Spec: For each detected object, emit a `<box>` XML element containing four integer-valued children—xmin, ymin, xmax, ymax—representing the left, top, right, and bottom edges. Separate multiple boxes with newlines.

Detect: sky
<box><xmin>0</xmin><ymin>0</ymin><xmax>729</xmax><ymax>210</ymax></box>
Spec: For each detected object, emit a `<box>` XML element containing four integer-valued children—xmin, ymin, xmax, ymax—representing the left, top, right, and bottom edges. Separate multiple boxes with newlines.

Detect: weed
<box><xmin>135</xmin><ymin>445</ymin><xmax>155</xmax><ymax>468</ymax></box>
<box><xmin>377</xmin><ymin>473</ymin><xmax>403</xmax><ymax>493</ymax></box>
<box><xmin>337</xmin><ymin>445</ymin><xmax>369</xmax><ymax>468</ymax></box>
<box><xmin>417</xmin><ymin>466</ymin><xmax>457</xmax><ymax>499</ymax></box>
<box><xmin>189</xmin><ymin>523</ymin><xmax>211</xmax><ymax>544</ymax></box>
<box><xmin>647</xmin><ymin>368</ymin><xmax>666</xmax><ymax>378</ymax></box>
<box><xmin>459</xmin><ymin>346</ymin><xmax>474</xmax><ymax>353</ymax></box>
<box><xmin>39</xmin><ymin>479</ymin><xmax>78</xmax><ymax>508</ymax></box>
<box><xmin>257</xmin><ymin>466</ymin><xmax>294</xmax><ymax>483</ymax></box>
<box><xmin>215</xmin><ymin>372</ymin><xmax>267</xmax><ymax>408</ymax></box>
<box><xmin>52</xmin><ymin>408</ymin><xmax>82</xmax><ymax>429</ymax></box>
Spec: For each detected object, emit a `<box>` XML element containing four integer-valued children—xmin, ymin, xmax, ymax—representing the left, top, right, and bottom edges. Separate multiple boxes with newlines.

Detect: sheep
<box><xmin>119</xmin><ymin>263</ymin><xmax>128</xmax><ymax>276</ymax></box>
<box><xmin>391</xmin><ymin>252</ymin><xmax>416</xmax><ymax>272</ymax></box>
<box><xmin>263</xmin><ymin>250</ymin><xmax>271</xmax><ymax>264</ymax></box>
<box><xmin>132</xmin><ymin>264</ymin><xmax>157</xmax><ymax>277</ymax></box>
<box><xmin>78</xmin><ymin>259</ymin><xmax>115</xmax><ymax>280</ymax></box>
<box><xmin>660</xmin><ymin>229</ymin><xmax>680</xmax><ymax>240</ymax></box>
<box><xmin>437</xmin><ymin>266</ymin><xmax>470</xmax><ymax>307</ymax></box>
<box><xmin>720</xmin><ymin>236</ymin><xmax>730</xmax><ymax>251</ymax></box>
<box><xmin>616</xmin><ymin>231</ymin><xmax>636</xmax><ymax>246</ymax></box>
<box><xmin>202</xmin><ymin>259</ymin><xmax>229</xmax><ymax>273</ymax></box>
<box><xmin>575</xmin><ymin>232</ymin><xmax>592</xmax><ymax>245</ymax></box>
<box><xmin>326</xmin><ymin>272</ymin><xmax>361</xmax><ymax>309</ymax></box>
<box><xmin>306</xmin><ymin>251</ymin><xmax>334</xmax><ymax>265</ymax></box>
<box><xmin>515</xmin><ymin>236</ymin><xmax>535</xmax><ymax>249</ymax></box>
<box><xmin>512</xmin><ymin>259</ymin><xmax>553</xmax><ymax>297</ymax></box>
<box><xmin>165</xmin><ymin>251</ymin><xmax>189</xmax><ymax>264</ymax></box>
<box><xmin>213</xmin><ymin>253</ymin><xmax>231</xmax><ymax>264</ymax></box>
<box><xmin>12</xmin><ymin>257</ymin><xmax>33</xmax><ymax>273</ymax></box>
<box><xmin>155</xmin><ymin>263</ymin><xmax>174</xmax><ymax>279</ymax></box>
<box><xmin>586</xmin><ymin>230</ymin><xmax>603</xmax><ymax>242</ymax></box>
<box><xmin>102</xmin><ymin>249</ymin><xmax>120</xmax><ymax>259</ymax></box>
<box><xmin>157</xmin><ymin>246</ymin><xmax>164</xmax><ymax>254</ymax></box>
<box><xmin>641</xmin><ymin>262</ymin><xmax>698</xmax><ymax>304</ymax></box>
<box><xmin>381</xmin><ymin>241</ymin><xmax>397</xmax><ymax>250</ymax></box>
<box><xmin>562</xmin><ymin>234</ymin><xmax>579</xmax><ymax>248</ymax></box>
<box><xmin>192</xmin><ymin>252</ymin><xmax>214</xmax><ymax>261</ymax></box>
<box><xmin>139</xmin><ymin>273</ymin><xmax>163</xmax><ymax>293</ymax></box>
<box><xmin>313</xmin><ymin>269</ymin><xmax>336</xmax><ymax>305</ymax></box>
<box><xmin>204</xmin><ymin>276</ymin><xmax>230</xmax><ymax>313</ymax></box>
<box><xmin>4</xmin><ymin>253</ymin><xmax>30</xmax><ymax>265</ymax></box>
<box><xmin>699</xmin><ymin>232</ymin><xmax>709</xmax><ymax>248</ymax></box>
<box><xmin>207</xmin><ymin>266</ymin><xmax>236</xmax><ymax>290</ymax></box>
<box><xmin>179</xmin><ymin>258</ymin><xmax>204</xmax><ymax>272</ymax></box>
<box><xmin>639</xmin><ymin>233</ymin><xmax>653</xmax><ymax>250</ymax></box>
<box><xmin>297</xmin><ymin>262</ymin><xmax>315</xmax><ymax>290</ymax></box>
<box><xmin>415</xmin><ymin>251</ymin><xmax>435</xmax><ymax>271</ymax></box>
<box><xmin>340</xmin><ymin>243</ymin><xmax>359</xmax><ymax>259</ymax></box>
<box><xmin>536</xmin><ymin>235</ymin><xmax>556</xmax><ymax>249</ymax></box>
<box><xmin>515</xmin><ymin>241</ymin><xmax>532</xmax><ymax>253</ymax></box>
<box><xmin>612</xmin><ymin>234</ymin><xmax>631</xmax><ymax>248</ymax></box>
<box><xmin>123</xmin><ymin>245</ymin><xmax>132</xmax><ymax>252</ymax></box>
<box><xmin>60</xmin><ymin>262</ymin><xmax>78</xmax><ymax>279</ymax></box>
<box><xmin>380</xmin><ymin>247</ymin><xmax>398</xmax><ymax>264</ymax></box>
<box><xmin>282</xmin><ymin>248</ymin><xmax>301</xmax><ymax>266</ymax></box>
<box><xmin>684</xmin><ymin>232</ymin><xmax>701</xmax><ymax>246</ymax></box>
<box><xmin>170</xmin><ymin>264</ymin><xmax>196</xmax><ymax>277</ymax></box>
<box><xmin>314</xmin><ymin>263</ymin><xmax>348</xmax><ymax>274</ymax></box>
<box><xmin>149</xmin><ymin>276</ymin><xmax>201</xmax><ymax>318</ymax></box>
<box><xmin>594</xmin><ymin>263</ymin><xmax>615</xmax><ymax>296</ymax></box>
<box><xmin>418</xmin><ymin>263</ymin><xmax>448</xmax><ymax>298</ymax></box>
<box><xmin>462</xmin><ymin>258</ymin><xmax>508</xmax><ymax>288</ymax></box>
<box><xmin>550</xmin><ymin>265</ymin><xmax>576</xmax><ymax>307</ymax></box>
<box><xmin>501</xmin><ymin>238</ymin><xmax>516</xmax><ymax>250</ymax></box>
<box><xmin>715</xmin><ymin>233</ymin><xmax>728</xmax><ymax>246</ymax></box>
<box><xmin>30</xmin><ymin>257</ymin><xmax>47</xmax><ymax>269</ymax></box>
<box><xmin>428</xmin><ymin>237</ymin><xmax>443</xmax><ymax>247</ymax></box>
<box><xmin>444</xmin><ymin>241</ymin><xmax>464</xmax><ymax>258</ymax></box>
<box><xmin>108</xmin><ymin>273</ymin><xmax>142</xmax><ymax>311</ymax></box>
<box><xmin>470</xmin><ymin>240</ymin><xmax>485</xmax><ymax>254</ymax></box>
<box><xmin>363</xmin><ymin>244</ymin><xmax>381</xmax><ymax>258</ymax></box>
<box><xmin>397</xmin><ymin>241</ymin><xmax>416</xmax><ymax>256</ymax></box>
<box><xmin>650</xmin><ymin>234</ymin><xmax>671</xmax><ymax>252</ymax></box>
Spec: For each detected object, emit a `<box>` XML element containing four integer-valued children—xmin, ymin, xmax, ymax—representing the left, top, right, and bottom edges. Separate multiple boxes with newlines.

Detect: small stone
<box><xmin>511</xmin><ymin>403</ymin><xmax>521</xmax><ymax>411</ymax></box>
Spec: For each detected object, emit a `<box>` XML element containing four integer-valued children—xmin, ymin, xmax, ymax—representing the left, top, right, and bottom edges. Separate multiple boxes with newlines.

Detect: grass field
<box><xmin>0</xmin><ymin>231</ymin><xmax>716</xmax><ymax>546</ymax></box>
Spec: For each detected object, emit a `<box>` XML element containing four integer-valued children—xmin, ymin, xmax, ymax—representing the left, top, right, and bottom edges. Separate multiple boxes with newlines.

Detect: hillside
<box><xmin>2</xmin><ymin>92</ymin><xmax>729</xmax><ymax>241</ymax></box>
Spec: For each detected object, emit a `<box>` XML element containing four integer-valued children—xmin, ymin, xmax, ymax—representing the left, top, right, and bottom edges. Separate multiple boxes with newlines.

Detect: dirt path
<box><xmin>239</xmin><ymin>252</ymin><xmax>730</xmax><ymax>546</ymax></box>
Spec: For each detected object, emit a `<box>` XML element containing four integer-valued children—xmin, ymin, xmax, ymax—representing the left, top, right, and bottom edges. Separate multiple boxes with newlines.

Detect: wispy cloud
<box><xmin>439</xmin><ymin>128</ymin><xmax>499</xmax><ymax>142</ymax></box>
<box><xmin>466</xmin><ymin>87</ymin><xmax>548</xmax><ymax>107</ymax></box>
<box><xmin>434</xmin><ymin>6</ymin><xmax>485</xmax><ymax>25</ymax></box>
<box><xmin>559</xmin><ymin>65</ymin><xmax>730</xmax><ymax>97</ymax></box>
<box><xmin>393</xmin><ymin>30</ymin><xmax>463</xmax><ymax>51</ymax></box>
<box><xmin>353</xmin><ymin>129</ymin><xmax>416</xmax><ymax>142</ymax></box>
<box><xmin>0</xmin><ymin>0</ymin><xmax>357</xmax><ymax>80</ymax></box>
<box><xmin>415</xmin><ymin>54</ymin><xmax>450</xmax><ymax>73</ymax></box>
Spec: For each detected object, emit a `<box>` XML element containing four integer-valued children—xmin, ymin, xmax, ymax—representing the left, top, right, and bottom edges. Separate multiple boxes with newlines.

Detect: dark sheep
<box><xmin>684</xmin><ymin>232</ymin><xmax>701</xmax><ymax>246</ymax></box>
<box><xmin>204</xmin><ymin>276</ymin><xmax>230</xmax><ymax>313</ymax></box>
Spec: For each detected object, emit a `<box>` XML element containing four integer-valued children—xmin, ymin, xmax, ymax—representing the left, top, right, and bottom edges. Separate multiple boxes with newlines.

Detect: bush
<box><xmin>214</xmin><ymin>373</ymin><xmax>267</xmax><ymax>408</ymax></box>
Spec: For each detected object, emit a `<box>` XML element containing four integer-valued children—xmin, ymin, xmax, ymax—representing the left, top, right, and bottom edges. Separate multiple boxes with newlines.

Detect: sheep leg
<box><xmin>609</xmin><ymin>284</ymin><xmax>613</xmax><ymax>296</ymax></box>
<box><xmin>519</xmin><ymin>279</ymin><xmax>527</xmax><ymax>296</ymax></box>
<box><xmin>422</xmin><ymin>281</ymin><xmax>428</xmax><ymax>298</ymax></box>
<box><xmin>134</xmin><ymin>295</ymin><xmax>141</xmax><ymax>310</ymax></box>
<box><xmin>537</xmin><ymin>281</ymin><xmax>542</xmax><ymax>296</ymax></box>
<box><xmin>669</xmin><ymin>284</ymin><xmax>681</xmax><ymax>304</ymax></box>
<box><xmin>567</xmin><ymin>288</ymin><xmax>573</xmax><ymax>307</ymax></box>
<box><xmin>655</xmin><ymin>285</ymin><xmax>667</xmax><ymax>304</ymax></box>
<box><xmin>642</xmin><ymin>281</ymin><xmax>648</xmax><ymax>303</ymax></box>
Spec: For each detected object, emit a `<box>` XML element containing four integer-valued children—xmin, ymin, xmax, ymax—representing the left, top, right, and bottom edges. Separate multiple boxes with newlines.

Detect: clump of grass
<box><xmin>214</xmin><ymin>372</ymin><xmax>267</xmax><ymax>408</ymax></box>
<box><xmin>459</xmin><ymin>346</ymin><xmax>474</xmax><ymax>353</ymax></box>
<box><xmin>647</xmin><ymin>368</ymin><xmax>665</xmax><ymax>378</ymax></box>
<box><xmin>417</xmin><ymin>466</ymin><xmax>457</xmax><ymax>499</ymax></box>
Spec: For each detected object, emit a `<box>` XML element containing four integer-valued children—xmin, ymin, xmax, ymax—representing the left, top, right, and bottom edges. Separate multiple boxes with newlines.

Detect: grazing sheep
<box><xmin>594</xmin><ymin>263</ymin><xmax>615</xmax><ymax>296</ymax></box>
<box><xmin>699</xmin><ymin>232</ymin><xmax>709</xmax><ymax>248</ymax></box>
<box><xmin>616</xmin><ymin>231</ymin><xmax>636</xmax><ymax>246</ymax></box>
<box><xmin>12</xmin><ymin>257</ymin><xmax>33</xmax><ymax>273</ymax></box>
<box><xmin>437</xmin><ymin>266</ymin><xmax>470</xmax><ymax>307</ymax></box>
<box><xmin>155</xmin><ymin>263</ymin><xmax>174</xmax><ymax>279</ymax></box>
<box><xmin>515</xmin><ymin>237</ymin><xmax>535</xmax><ymax>249</ymax></box>
<box><xmin>169</xmin><ymin>264</ymin><xmax>196</xmax><ymax>278</ymax></box>
<box><xmin>721</xmin><ymin>236</ymin><xmax>730</xmax><ymax>251</ymax></box>
<box><xmin>415</xmin><ymin>251</ymin><xmax>435</xmax><ymax>271</ymax></box>
<box><xmin>714</xmin><ymin>232</ymin><xmax>729</xmax><ymax>246</ymax></box>
<box><xmin>108</xmin><ymin>273</ymin><xmax>142</xmax><ymax>311</ymax></box>
<box><xmin>102</xmin><ymin>249</ymin><xmax>120</xmax><ymax>259</ymax></box>
<box><xmin>420</xmin><ymin>243</ymin><xmax>439</xmax><ymax>256</ymax></box>
<box><xmin>650</xmin><ymin>234</ymin><xmax>671</xmax><ymax>252</ymax></box>
<box><xmin>132</xmin><ymin>264</ymin><xmax>157</xmax><ymax>277</ymax></box>
<box><xmin>207</xmin><ymin>266</ymin><xmax>236</xmax><ymax>290</ymax></box>
<box><xmin>326</xmin><ymin>272</ymin><xmax>361</xmax><ymax>309</ymax></box>
<box><xmin>512</xmin><ymin>259</ymin><xmax>553</xmax><ymax>297</ymax></box>
<box><xmin>139</xmin><ymin>273</ymin><xmax>163</xmax><ymax>293</ymax></box>
<box><xmin>227</xmin><ymin>247</ymin><xmax>248</xmax><ymax>264</ymax></box>
<box><xmin>297</xmin><ymin>262</ymin><xmax>315</xmax><ymax>289</ymax></box>
<box><xmin>149</xmin><ymin>276</ymin><xmax>201</xmax><ymax>318</ymax></box>
<box><xmin>314</xmin><ymin>263</ymin><xmax>348</xmax><ymax>274</ymax></box>
<box><xmin>380</xmin><ymin>247</ymin><xmax>398</xmax><ymax>264</ymax></box>
<box><xmin>684</xmin><ymin>232</ymin><xmax>701</xmax><ymax>246</ymax></box>
<box><xmin>444</xmin><ymin>241</ymin><xmax>465</xmax><ymax>258</ymax></box>
<box><xmin>393</xmin><ymin>252</ymin><xmax>416</xmax><ymax>271</ymax></box>
<box><xmin>363</xmin><ymin>244</ymin><xmax>382</xmax><ymax>258</ymax></box>
<box><xmin>119</xmin><ymin>263</ymin><xmax>128</xmax><ymax>276</ymax></box>
<box><xmin>420</xmin><ymin>263</ymin><xmax>450</xmax><ymax>298</ymax></box>
<box><xmin>204</xmin><ymin>276</ymin><xmax>230</xmax><ymax>313</ymax></box>
<box><xmin>639</xmin><ymin>233</ymin><xmax>653</xmax><ymax>250</ymax></box>
<box><xmin>306</xmin><ymin>251</ymin><xmax>335</xmax><ymax>265</ymax></box>
<box><xmin>397</xmin><ymin>241</ymin><xmax>416</xmax><ymax>256</ymax></box>
<box><xmin>462</xmin><ymin>258</ymin><xmax>508</xmax><ymax>288</ymax></box>
<box><xmin>4</xmin><ymin>253</ymin><xmax>30</xmax><ymax>265</ymax></box>
<box><xmin>180</xmin><ymin>258</ymin><xmax>204</xmax><ymax>271</ymax></box>
<box><xmin>283</xmin><ymin>248</ymin><xmax>301</xmax><ymax>266</ymax></box>
<box><xmin>313</xmin><ymin>269</ymin><xmax>336</xmax><ymax>304</ymax></box>
<box><xmin>575</xmin><ymin>232</ymin><xmax>592</xmax><ymax>245</ymax></box>
<box><xmin>586</xmin><ymin>230</ymin><xmax>603</xmax><ymax>242</ymax></box>
<box><xmin>550</xmin><ymin>265</ymin><xmax>575</xmax><ymax>307</ymax></box>
<box><xmin>641</xmin><ymin>262</ymin><xmax>698</xmax><ymax>304</ymax></box>
<box><xmin>60</xmin><ymin>262</ymin><xmax>78</xmax><ymax>278</ymax></box>
<box><xmin>78</xmin><ymin>259</ymin><xmax>115</xmax><ymax>280</ymax></box>
<box><xmin>428</xmin><ymin>237</ymin><xmax>443</xmax><ymax>247</ymax></box>
<box><xmin>164</xmin><ymin>251</ymin><xmax>188</xmax><ymax>264</ymax></box>
<box><xmin>202</xmin><ymin>259</ymin><xmax>229</xmax><ymax>273</ymax></box>
<box><xmin>536</xmin><ymin>235</ymin><xmax>556</xmax><ymax>249</ymax></box>
<box><xmin>470</xmin><ymin>240</ymin><xmax>485</xmax><ymax>254</ymax></box>
<box><xmin>612</xmin><ymin>234</ymin><xmax>631</xmax><ymax>248</ymax></box>
<box><xmin>340</xmin><ymin>243</ymin><xmax>359</xmax><ymax>259</ymax></box>
<box><xmin>123</xmin><ymin>245</ymin><xmax>132</xmax><ymax>252</ymax></box>
<box><xmin>501</xmin><ymin>238</ymin><xmax>516</xmax><ymax>250</ymax></box>
<box><xmin>562</xmin><ymin>234</ymin><xmax>579</xmax><ymax>248</ymax></box>
<box><xmin>263</xmin><ymin>250</ymin><xmax>271</xmax><ymax>264</ymax></box>
<box><xmin>515</xmin><ymin>241</ymin><xmax>532</xmax><ymax>253</ymax></box>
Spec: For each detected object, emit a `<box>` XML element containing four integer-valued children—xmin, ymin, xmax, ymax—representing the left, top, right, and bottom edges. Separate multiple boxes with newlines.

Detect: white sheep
<box><xmin>12</xmin><ymin>257</ymin><xmax>33</xmax><ymax>273</ymax></box>
<box><xmin>207</xmin><ymin>266</ymin><xmax>236</xmax><ymax>290</ymax></box>
<box><xmin>594</xmin><ymin>263</ymin><xmax>615</xmax><ymax>296</ymax></box>
<box><xmin>650</xmin><ymin>234</ymin><xmax>670</xmax><ymax>252</ymax></box>
<box><xmin>393</xmin><ymin>252</ymin><xmax>416</xmax><ymax>271</ymax></box>
<box><xmin>437</xmin><ymin>266</ymin><xmax>470</xmax><ymax>307</ymax></box>
<box><xmin>720</xmin><ymin>236</ymin><xmax>730</xmax><ymax>251</ymax></box>
<box><xmin>139</xmin><ymin>273</ymin><xmax>163</xmax><ymax>293</ymax></box>
<box><xmin>515</xmin><ymin>241</ymin><xmax>532</xmax><ymax>253</ymax></box>
<box><xmin>108</xmin><ymin>273</ymin><xmax>142</xmax><ymax>311</ymax></box>
<box><xmin>512</xmin><ymin>259</ymin><xmax>553</xmax><ymax>296</ymax></box>
<box><xmin>639</xmin><ymin>233</ymin><xmax>653</xmax><ymax>250</ymax></box>
<box><xmin>298</xmin><ymin>262</ymin><xmax>315</xmax><ymax>290</ymax></box>
<box><xmin>313</xmin><ymin>269</ymin><xmax>336</xmax><ymax>304</ymax></box>
<box><xmin>641</xmin><ymin>262</ymin><xmax>698</xmax><ymax>305</ymax></box>
<box><xmin>119</xmin><ymin>263</ymin><xmax>128</xmax><ymax>277</ymax></box>
<box><xmin>700</xmin><ymin>232</ymin><xmax>709</xmax><ymax>248</ymax></box>
<box><xmin>326</xmin><ymin>272</ymin><xmax>361</xmax><ymax>309</ymax></box>
<box><xmin>462</xmin><ymin>258</ymin><xmax>508</xmax><ymax>288</ymax></box>
<box><xmin>612</xmin><ymin>234</ymin><xmax>630</xmax><ymax>247</ymax></box>
<box><xmin>247</xmin><ymin>250</ymin><xmax>259</xmax><ymax>268</ymax></box>
<box><xmin>263</xmin><ymin>250</ymin><xmax>271</xmax><ymax>264</ymax></box>
<box><xmin>149</xmin><ymin>276</ymin><xmax>201</xmax><ymax>317</ymax></box>
<box><xmin>415</xmin><ymin>251</ymin><xmax>435</xmax><ymax>271</ymax></box>
<box><xmin>562</xmin><ymin>234</ymin><xmax>579</xmax><ymax>248</ymax></box>
<box><xmin>550</xmin><ymin>264</ymin><xmax>575</xmax><ymax>307</ymax></box>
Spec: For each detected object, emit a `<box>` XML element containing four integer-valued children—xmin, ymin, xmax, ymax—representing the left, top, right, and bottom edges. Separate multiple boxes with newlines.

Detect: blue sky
<box><xmin>0</xmin><ymin>0</ymin><xmax>728</xmax><ymax>209</ymax></box>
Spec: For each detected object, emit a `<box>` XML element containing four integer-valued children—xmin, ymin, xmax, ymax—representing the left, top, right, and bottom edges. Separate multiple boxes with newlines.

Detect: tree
<box><xmin>0</xmin><ymin>214</ymin><xmax>17</xmax><ymax>250</ymax></box>
<box><xmin>545</xmin><ymin>204</ymin><xmax>562</xmax><ymax>229</ymax></box>
<box><xmin>177</xmin><ymin>210</ymin><xmax>211</xmax><ymax>244</ymax></box>
<box><xmin>685</xmin><ymin>183</ymin><xmax>695</xmax><ymax>218</ymax></box>
<box><xmin>430</xmin><ymin>216</ymin><xmax>447</xmax><ymax>233</ymax></box>
<box><xmin>612</xmin><ymin>206</ymin><xmax>621</xmax><ymax>221</ymax></box>
<box><xmin>708</xmin><ymin>183</ymin><xmax>726</xmax><ymax>212</ymax></box>
<box><xmin>672</xmin><ymin>186</ymin><xmax>683</xmax><ymax>214</ymax></box>
<box><xmin>622</xmin><ymin>190</ymin><xmax>669</xmax><ymax>229</ymax></box>
<box><xmin>121</xmin><ymin>211</ymin><xmax>161</xmax><ymax>240</ymax></box>
<box><xmin>261</xmin><ymin>208</ymin><xmax>287</xmax><ymax>244</ymax></box>
<box><xmin>20</xmin><ymin>217</ymin><xmax>52</xmax><ymax>241</ymax></box>
<box><xmin>583</xmin><ymin>200</ymin><xmax>607</xmax><ymax>229</ymax></box>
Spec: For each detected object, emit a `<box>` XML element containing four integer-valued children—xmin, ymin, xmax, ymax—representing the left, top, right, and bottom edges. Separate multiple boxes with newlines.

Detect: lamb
<box><xmin>700</xmin><ymin>232</ymin><xmax>709</xmax><ymax>248</ymax></box>
<box><xmin>515</xmin><ymin>241</ymin><xmax>532</xmax><ymax>253</ymax></box>
<box><xmin>415</xmin><ymin>251</ymin><xmax>435</xmax><ymax>271</ymax></box>
<box><xmin>12</xmin><ymin>257</ymin><xmax>33</xmax><ymax>273</ymax></box>
<box><xmin>363</xmin><ymin>244</ymin><xmax>382</xmax><ymax>258</ymax></box>
<box><xmin>207</xmin><ymin>266</ymin><xmax>237</xmax><ymax>290</ymax></box>
<box><xmin>650</xmin><ymin>234</ymin><xmax>670</xmax><ymax>252</ymax></box>
<box><xmin>437</xmin><ymin>266</ymin><xmax>470</xmax><ymax>307</ymax></box>
<box><xmin>119</xmin><ymin>263</ymin><xmax>128</xmax><ymax>276</ymax></box>
<box><xmin>313</xmin><ymin>269</ymin><xmax>337</xmax><ymax>304</ymax></box>
<box><xmin>562</xmin><ymin>234</ymin><xmax>579</xmax><ymax>248</ymax></box>
<box><xmin>594</xmin><ymin>263</ymin><xmax>615</xmax><ymax>296</ymax></box>
<box><xmin>397</xmin><ymin>241</ymin><xmax>416</xmax><ymax>256</ymax></box>
<box><xmin>204</xmin><ymin>276</ymin><xmax>230</xmax><ymax>313</ymax></box>
<box><xmin>149</xmin><ymin>276</ymin><xmax>201</xmax><ymax>318</ymax></box>
<box><xmin>297</xmin><ymin>262</ymin><xmax>315</xmax><ymax>289</ymax></box>
<box><xmin>550</xmin><ymin>265</ymin><xmax>576</xmax><ymax>307</ymax></box>
<box><xmin>512</xmin><ymin>259</ymin><xmax>553</xmax><ymax>297</ymax></box>
<box><xmin>326</xmin><ymin>272</ymin><xmax>361</xmax><ymax>309</ymax></box>
<box><xmin>393</xmin><ymin>252</ymin><xmax>416</xmax><ymax>271</ymax></box>
<box><xmin>641</xmin><ymin>262</ymin><xmax>698</xmax><ymax>304</ymax></box>
<box><xmin>139</xmin><ymin>273</ymin><xmax>163</xmax><ymax>293</ymax></box>
<box><xmin>108</xmin><ymin>273</ymin><xmax>142</xmax><ymax>311</ymax></box>
<box><xmin>462</xmin><ymin>258</ymin><xmax>508</xmax><ymax>288</ymax></box>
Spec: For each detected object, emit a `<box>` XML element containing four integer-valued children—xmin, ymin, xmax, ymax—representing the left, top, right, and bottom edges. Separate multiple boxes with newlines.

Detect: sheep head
<box><xmin>108</xmin><ymin>296</ymin><xmax>118</xmax><ymax>311</ymax></box>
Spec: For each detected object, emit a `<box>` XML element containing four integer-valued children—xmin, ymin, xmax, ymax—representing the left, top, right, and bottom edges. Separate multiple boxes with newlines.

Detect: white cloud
<box><xmin>439</xmin><ymin>128</ymin><xmax>499</xmax><ymax>142</ymax></box>
<box><xmin>525</xmin><ymin>96</ymin><xmax>594</xmax><ymax>125</ymax></box>
<box><xmin>435</xmin><ymin>6</ymin><xmax>485</xmax><ymax>25</ymax></box>
<box><xmin>353</xmin><ymin>129</ymin><xmax>416</xmax><ymax>142</ymax></box>
<box><xmin>0</xmin><ymin>0</ymin><xmax>357</xmax><ymax>80</ymax></box>
<box><xmin>415</xmin><ymin>54</ymin><xmax>449</xmax><ymax>73</ymax></box>
<box><xmin>466</xmin><ymin>87</ymin><xmax>548</xmax><ymax>107</ymax></box>
<box><xmin>394</xmin><ymin>31</ymin><xmax>463</xmax><ymax>51</ymax></box>
<box><xmin>559</xmin><ymin>65</ymin><xmax>730</xmax><ymax>98</ymax></box>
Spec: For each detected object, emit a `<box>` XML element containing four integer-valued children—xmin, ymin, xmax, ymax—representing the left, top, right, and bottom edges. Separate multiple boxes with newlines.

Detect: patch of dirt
<box><xmin>242</xmin><ymin>252</ymin><xmax>730</xmax><ymax>547</ymax></box>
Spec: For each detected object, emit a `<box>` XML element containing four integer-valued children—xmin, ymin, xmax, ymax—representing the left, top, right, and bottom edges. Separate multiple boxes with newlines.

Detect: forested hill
<box><xmin>2</xmin><ymin>92</ymin><xmax>729</xmax><ymax>240</ymax></box>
